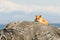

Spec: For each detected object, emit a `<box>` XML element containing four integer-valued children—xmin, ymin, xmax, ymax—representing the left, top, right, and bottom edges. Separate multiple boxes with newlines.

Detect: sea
<box><xmin>0</xmin><ymin>23</ymin><xmax>60</xmax><ymax>30</ymax></box>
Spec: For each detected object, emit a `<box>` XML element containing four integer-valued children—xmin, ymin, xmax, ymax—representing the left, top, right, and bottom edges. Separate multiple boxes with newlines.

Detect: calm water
<box><xmin>50</xmin><ymin>23</ymin><xmax>60</xmax><ymax>28</ymax></box>
<box><xmin>0</xmin><ymin>24</ymin><xmax>6</xmax><ymax>30</ymax></box>
<box><xmin>0</xmin><ymin>24</ymin><xmax>60</xmax><ymax>30</ymax></box>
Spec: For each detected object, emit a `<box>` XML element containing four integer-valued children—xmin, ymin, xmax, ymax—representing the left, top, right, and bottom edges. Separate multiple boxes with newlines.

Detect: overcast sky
<box><xmin>0</xmin><ymin>0</ymin><xmax>60</xmax><ymax>24</ymax></box>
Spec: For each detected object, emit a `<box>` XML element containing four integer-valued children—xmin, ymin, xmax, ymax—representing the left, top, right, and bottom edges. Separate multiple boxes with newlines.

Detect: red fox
<box><xmin>35</xmin><ymin>15</ymin><xmax>48</xmax><ymax>25</ymax></box>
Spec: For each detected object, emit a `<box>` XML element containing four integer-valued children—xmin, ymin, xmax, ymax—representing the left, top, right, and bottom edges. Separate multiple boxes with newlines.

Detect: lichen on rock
<box><xmin>0</xmin><ymin>21</ymin><xmax>60</xmax><ymax>40</ymax></box>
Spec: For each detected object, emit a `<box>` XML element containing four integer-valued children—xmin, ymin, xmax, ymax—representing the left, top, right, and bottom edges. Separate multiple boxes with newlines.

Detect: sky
<box><xmin>0</xmin><ymin>0</ymin><xmax>60</xmax><ymax>24</ymax></box>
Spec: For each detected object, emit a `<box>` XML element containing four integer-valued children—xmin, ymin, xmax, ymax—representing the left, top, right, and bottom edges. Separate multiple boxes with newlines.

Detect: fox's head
<box><xmin>35</xmin><ymin>15</ymin><xmax>41</xmax><ymax>22</ymax></box>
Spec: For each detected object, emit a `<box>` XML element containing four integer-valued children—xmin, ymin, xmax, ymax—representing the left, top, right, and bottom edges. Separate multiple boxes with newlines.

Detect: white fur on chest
<box><xmin>38</xmin><ymin>18</ymin><xmax>43</xmax><ymax>22</ymax></box>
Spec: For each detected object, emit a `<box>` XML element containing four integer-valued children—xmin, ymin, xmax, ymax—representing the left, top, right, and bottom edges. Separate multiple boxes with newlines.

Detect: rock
<box><xmin>0</xmin><ymin>21</ymin><xmax>60</xmax><ymax>40</ymax></box>
<box><xmin>5</xmin><ymin>21</ymin><xmax>20</xmax><ymax>29</ymax></box>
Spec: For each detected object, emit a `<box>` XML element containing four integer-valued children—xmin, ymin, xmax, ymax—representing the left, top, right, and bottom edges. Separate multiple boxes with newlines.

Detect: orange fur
<box><xmin>35</xmin><ymin>15</ymin><xmax>48</xmax><ymax>25</ymax></box>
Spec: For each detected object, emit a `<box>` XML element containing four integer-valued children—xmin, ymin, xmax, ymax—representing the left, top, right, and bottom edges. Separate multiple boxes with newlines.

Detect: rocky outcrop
<box><xmin>0</xmin><ymin>21</ymin><xmax>60</xmax><ymax>40</ymax></box>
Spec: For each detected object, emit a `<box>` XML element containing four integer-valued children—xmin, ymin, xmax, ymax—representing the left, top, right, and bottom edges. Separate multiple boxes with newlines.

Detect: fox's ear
<box><xmin>39</xmin><ymin>15</ymin><xmax>41</xmax><ymax>17</ymax></box>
